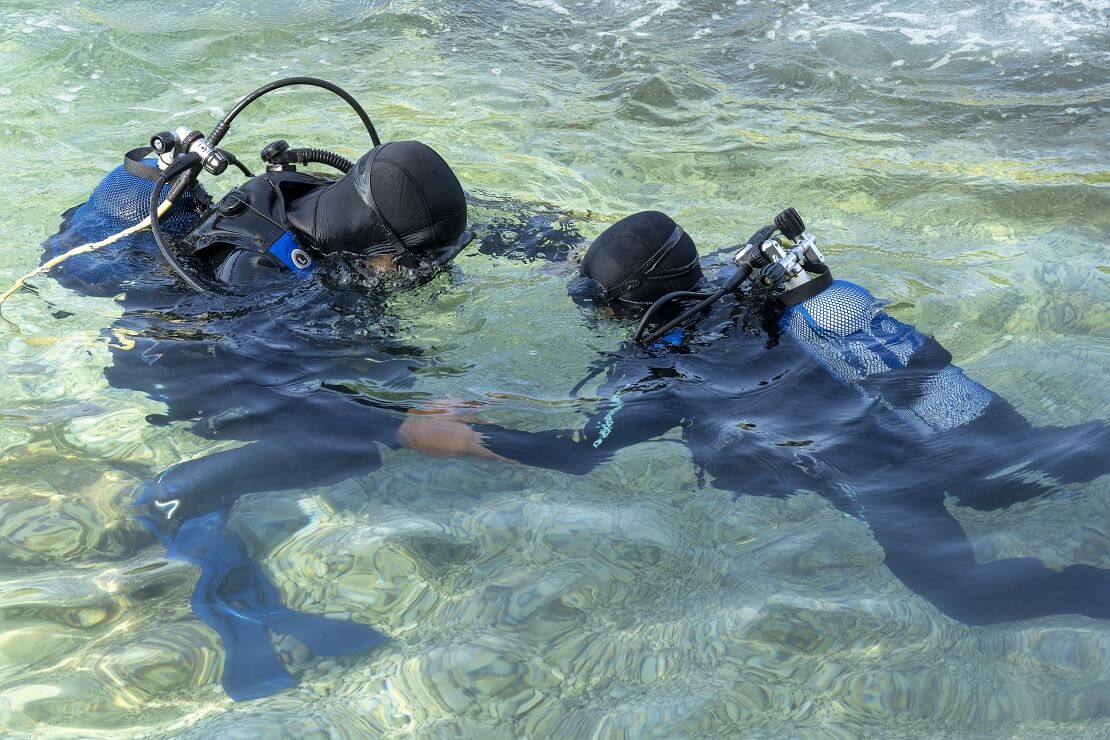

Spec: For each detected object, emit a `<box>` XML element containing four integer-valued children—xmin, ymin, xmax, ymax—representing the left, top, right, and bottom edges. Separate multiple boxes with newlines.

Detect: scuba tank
<box><xmin>43</xmin><ymin>154</ymin><xmax>209</xmax><ymax>293</ymax></box>
<box><xmin>637</xmin><ymin>208</ymin><xmax>994</xmax><ymax>436</ymax></box>
<box><xmin>762</xmin><ymin>208</ymin><xmax>994</xmax><ymax>435</ymax></box>
<box><xmin>779</xmin><ymin>278</ymin><xmax>993</xmax><ymax>436</ymax></box>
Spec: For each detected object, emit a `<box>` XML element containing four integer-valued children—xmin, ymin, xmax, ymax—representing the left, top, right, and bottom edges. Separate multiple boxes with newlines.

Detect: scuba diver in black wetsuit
<box><xmin>33</xmin><ymin>79</ymin><xmax>479</xmax><ymax>700</ymax></box>
<box><xmin>401</xmin><ymin>209</ymin><xmax>1110</xmax><ymax>626</ymax></box>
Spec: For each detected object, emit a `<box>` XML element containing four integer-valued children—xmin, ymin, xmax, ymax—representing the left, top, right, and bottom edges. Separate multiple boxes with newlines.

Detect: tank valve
<box><xmin>150</xmin><ymin>131</ymin><xmax>177</xmax><ymax>156</ymax></box>
<box><xmin>774</xmin><ymin>207</ymin><xmax>806</xmax><ymax>241</ymax></box>
<box><xmin>151</xmin><ymin>127</ymin><xmax>229</xmax><ymax>176</ymax></box>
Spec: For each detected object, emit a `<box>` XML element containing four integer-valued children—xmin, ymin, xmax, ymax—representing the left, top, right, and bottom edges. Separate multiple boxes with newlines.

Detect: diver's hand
<box><xmin>398</xmin><ymin>400</ymin><xmax>509</xmax><ymax>462</ymax></box>
<box><xmin>407</xmin><ymin>397</ymin><xmax>487</xmax><ymax>424</ymax></box>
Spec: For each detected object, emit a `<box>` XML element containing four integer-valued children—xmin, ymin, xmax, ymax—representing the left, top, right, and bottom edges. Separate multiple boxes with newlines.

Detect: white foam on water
<box><xmin>898</xmin><ymin>23</ymin><xmax>956</xmax><ymax>44</ymax></box>
<box><xmin>1009</xmin><ymin>0</ymin><xmax>1110</xmax><ymax>38</ymax></box>
<box><xmin>884</xmin><ymin>11</ymin><xmax>931</xmax><ymax>23</ymax></box>
<box><xmin>516</xmin><ymin>0</ymin><xmax>573</xmax><ymax>17</ymax></box>
<box><xmin>927</xmin><ymin>52</ymin><xmax>953</xmax><ymax>69</ymax></box>
<box><xmin>784</xmin><ymin>0</ymin><xmax>1108</xmax><ymax>58</ymax></box>
<box><xmin>627</xmin><ymin>0</ymin><xmax>682</xmax><ymax>31</ymax></box>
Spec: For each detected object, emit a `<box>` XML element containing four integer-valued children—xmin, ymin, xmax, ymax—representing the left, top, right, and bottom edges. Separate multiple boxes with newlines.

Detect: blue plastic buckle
<box><xmin>267</xmin><ymin>231</ymin><xmax>316</xmax><ymax>276</ymax></box>
<box><xmin>651</xmin><ymin>328</ymin><xmax>685</xmax><ymax>349</ymax></box>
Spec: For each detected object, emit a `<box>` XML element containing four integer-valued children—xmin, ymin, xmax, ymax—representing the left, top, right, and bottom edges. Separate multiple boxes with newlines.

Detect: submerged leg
<box><xmin>132</xmin><ymin>399</ymin><xmax>399</xmax><ymax>699</ymax></box>
<box><xmin>138</xmin><ymin>509</ymin><xmax>386</xmax><ymax>701</ymax></box>
<box><xmin>1024</xmin><ymin>420</ymin><xmax>1109</xmax><ymax>486</ymax></box>
<box><xmin>860</xmin><ymin>485</ymin><xmax>1110</xmax><ymax>625</ymax></box>
<box><xmin>948</xmin><ymin>399</ymin><xmax>1109</xmax><ymax>505</ymax></box>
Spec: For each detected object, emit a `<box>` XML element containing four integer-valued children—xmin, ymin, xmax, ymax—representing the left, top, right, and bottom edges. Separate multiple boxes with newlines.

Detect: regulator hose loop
<box><xmin>209</xmin><ymin>77</ymin><xmax>381</xmax><ymax>149</ymax></box>
<box><xmin>639</xmin><ymin>262</ymin><xmax>754</xmax><ymax>345</ymax></box>
<box><xmin>219</xmin><ymin>149</ymin><xmax>254</xmax><ymax>178</ymax></box>
<box><xmin>635</xmin><ymin>222</ymin><xmax>779</xmax><ymax>344</ymax></box>
<box><xmin>149</xmin><ymin>153</ymin><xmax>210</xmax><ymax>293</ymax></box>
<box><xmin>633</xmin><ymin>290</ymin><xmax>715</xmax><ymax>343</ymax></box>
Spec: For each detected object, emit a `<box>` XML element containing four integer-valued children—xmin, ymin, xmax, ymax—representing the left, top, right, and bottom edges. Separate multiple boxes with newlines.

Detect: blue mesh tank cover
<box><xmin>45</xmin><ymin>160</ymin><xmax>207</xmax><ymax>286</ymax></box>
<box><xmin>86</xmin><ymin>159</ymin><xmax>205</xmax><ymax>234</ymax></box>
<box><xmin>780</xmin><ymin>279</ymin><xmax>993</xmax><ymax>434</ymax></box>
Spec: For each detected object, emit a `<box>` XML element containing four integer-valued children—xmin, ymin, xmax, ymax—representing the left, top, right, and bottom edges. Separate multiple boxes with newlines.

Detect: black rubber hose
<box><xmin>633</xmin><ymin>290</ymin><xmax>714</xmax><ymax>343</ymax></box>
<box><xmin>639</xmin><ymin>263</ymin><xmax>753</xmax><ymax>345</ymax></box>
<box><xmin>287</xmin><ymin>147</ymin><xmax>353</xmax><ymax>173</ymax></box>
<box><xmin>149</xmin><ymin>153</ymin><xmax>209</xmax><ymax>293</ymax></box>
<box><xmin>208</xmin><ymin>77</ymin><xmax>380</xmax><ymax>149</ymax></box>
<box><xmin>219</xmin><ymin>148</ymin><xmax>254</xmax><ymax>178</ymax></box>
<box><xmin>637</xmin><ymin>224</ymin><xmax>777</xmax><ymax>344</ymax></box>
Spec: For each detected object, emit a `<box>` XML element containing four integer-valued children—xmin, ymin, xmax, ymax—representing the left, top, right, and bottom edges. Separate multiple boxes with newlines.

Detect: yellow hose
<box><xmin>0</xmin><ymin>198</ymin><xmax>175</xmax><ymax>325</ymax></box>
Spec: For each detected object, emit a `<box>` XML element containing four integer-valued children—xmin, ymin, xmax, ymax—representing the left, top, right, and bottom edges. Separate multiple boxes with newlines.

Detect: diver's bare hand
<box><xmin>398</xmin><ymin>400</ymin><xmax>508</xmax><ymax>462</ymax></box>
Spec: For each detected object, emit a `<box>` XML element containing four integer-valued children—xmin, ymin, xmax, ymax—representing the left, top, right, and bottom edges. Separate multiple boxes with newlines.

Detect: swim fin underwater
<box><xmin>136</xmin><ymin>504</ymin><xmax>386</xmax><ymax>700</ymax></box>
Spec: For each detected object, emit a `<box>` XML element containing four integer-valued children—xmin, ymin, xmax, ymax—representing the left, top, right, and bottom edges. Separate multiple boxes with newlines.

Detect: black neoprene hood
<box><xmin>286</xmin><ymin>140</ymin><xmax>469</xmax><ymax>264</ymax></box>
<box><xmin>579</xmin><ymin>210</ymin><xmax>703</xmax><ymax>304</ymax></box>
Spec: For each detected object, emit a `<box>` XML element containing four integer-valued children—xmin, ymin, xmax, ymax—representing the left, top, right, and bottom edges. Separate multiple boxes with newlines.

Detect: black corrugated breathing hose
<box><xmin>287</xmin><ymin>147</ymin><xmax>353</xmax><ymax>173</ymax></box>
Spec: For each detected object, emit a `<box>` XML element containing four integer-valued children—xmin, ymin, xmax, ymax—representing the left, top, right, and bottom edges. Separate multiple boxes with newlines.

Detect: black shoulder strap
<box><xmin>778</xmin><ymin>262</ymin><xmax>833</xmax><ymax>307</ymax></box>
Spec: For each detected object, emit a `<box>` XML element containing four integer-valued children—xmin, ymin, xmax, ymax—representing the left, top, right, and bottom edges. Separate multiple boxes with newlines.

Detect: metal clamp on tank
<box><xmin>150</xmin><ymin>127</ymin><xmax>229</xmax><ymax>176</ymax></box>
<box><xmin>753</xmin><ymin>208</ymin><xmax>833</xmax><ymax>307</ymax></box>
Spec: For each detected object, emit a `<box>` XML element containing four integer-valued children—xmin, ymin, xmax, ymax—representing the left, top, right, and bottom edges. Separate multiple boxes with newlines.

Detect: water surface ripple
<box><xmin>0</xmin><ymin>0</ymin><xmax>1108</xmax><ymax>737</ymax></box>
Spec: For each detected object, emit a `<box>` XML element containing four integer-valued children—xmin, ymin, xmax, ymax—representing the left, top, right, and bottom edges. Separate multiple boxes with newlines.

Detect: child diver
<box><xmin>43</xmin><ymin>127</ymin><xmax>473</xmax><ymax>699</ymax></box>
<box><xmin>400</xmin><ymin>210</ymin><xmax>1110</xmax><ymax>626</ymax></box>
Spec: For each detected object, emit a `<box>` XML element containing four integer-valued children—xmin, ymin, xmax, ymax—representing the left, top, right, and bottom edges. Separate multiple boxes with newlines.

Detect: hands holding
<box><xmin>397</xmin><ymin>398</ymin><xmax>510</xmax><ymax>462</ymax></box>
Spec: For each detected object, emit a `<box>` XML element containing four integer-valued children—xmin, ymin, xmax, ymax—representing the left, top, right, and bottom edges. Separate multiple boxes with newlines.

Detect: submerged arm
<box><xmin>399</xmin><ymin>387</ymin><xmax>684</xmax><ymax>475</ymax></box>
<box><xmin>474</xmin><ymin>205</ymin><xmax>585</xmax><ymax>264</ymax></box>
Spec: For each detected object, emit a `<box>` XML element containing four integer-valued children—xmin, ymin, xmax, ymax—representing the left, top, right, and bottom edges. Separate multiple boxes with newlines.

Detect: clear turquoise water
<box><xmin>0</xmin><ymin>0</ymin><xmax>1108</xmax><ymax>736</ymax></box>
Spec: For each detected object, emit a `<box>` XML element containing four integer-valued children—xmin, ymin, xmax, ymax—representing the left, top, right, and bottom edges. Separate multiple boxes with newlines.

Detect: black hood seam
<box><xmin>374</xmin><ymin>158</ymin><xmax>436</xmax><ymax>245</ymax></box>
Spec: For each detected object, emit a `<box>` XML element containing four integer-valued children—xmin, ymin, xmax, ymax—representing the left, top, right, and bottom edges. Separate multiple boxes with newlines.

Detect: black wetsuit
<box><xmin>42</xmin><ymin>173</ymin><xmax>579</xmax><ymax>698</ymax></box>
<box><xmin>478</xmin><ymin>277</ymin><xmax>1110</xmax><ymax>626</ymax></box>
<box><xmin>44</xmin><ymin>201</ymin><xmax>421</xmax><ymax>699</ymax></box>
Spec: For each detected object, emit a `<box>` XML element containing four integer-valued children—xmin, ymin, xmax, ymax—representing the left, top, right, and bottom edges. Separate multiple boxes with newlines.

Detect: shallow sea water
<box><xmin>1</xmin><ymin>0</ymin><xmax>1109</xmax><ymax>737</ymax></box>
